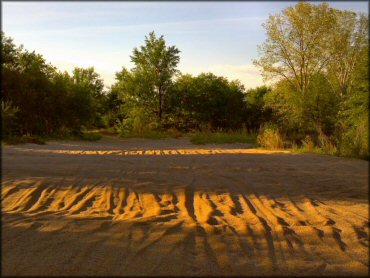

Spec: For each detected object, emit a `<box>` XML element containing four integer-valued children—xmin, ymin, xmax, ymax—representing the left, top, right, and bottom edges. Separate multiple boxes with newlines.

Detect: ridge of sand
<box><xmin>2</xmin><ymin>137</ymin><xmax>369</xmax><ymax>276</ymax></box>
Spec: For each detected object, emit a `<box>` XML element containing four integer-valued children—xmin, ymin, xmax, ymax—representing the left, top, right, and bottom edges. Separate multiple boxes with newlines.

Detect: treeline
<box><xmin>104</xmin><ymin>32</ymin><xmax>270</xmax><ymax>134</ymax></box>
<box><xmin>1</xmin><ymin>2</ymin><xmax>368</xmax><ymax>159</ymax></box>
<box><xmin>1</xmin><ymin>31</ymin><xmax>260</xmax><ymax>138</ymax></box>
<box><xmin>2</xmin><ymin>33</ymin><xmax>107</xmax><ymax>137</ymax></box>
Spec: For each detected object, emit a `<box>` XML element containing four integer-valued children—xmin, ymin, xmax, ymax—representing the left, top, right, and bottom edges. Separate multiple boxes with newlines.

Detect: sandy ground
<box><xmin>2</xmin><ymin>136</ymin><xmax>369</xmax><ymax>276</ymax></box>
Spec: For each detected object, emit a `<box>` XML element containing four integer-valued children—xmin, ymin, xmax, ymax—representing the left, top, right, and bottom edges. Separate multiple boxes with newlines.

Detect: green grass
<box><xmin>190</xmin><ymin>132</ymin><xmax>257</xmax><ymax>145</ymax></box>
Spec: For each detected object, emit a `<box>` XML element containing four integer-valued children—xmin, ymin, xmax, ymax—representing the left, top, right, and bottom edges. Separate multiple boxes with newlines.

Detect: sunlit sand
<box><xmin>2</xmin><ymin>137</ymin><xmax>368</xmax><ymax>276</ymax></box>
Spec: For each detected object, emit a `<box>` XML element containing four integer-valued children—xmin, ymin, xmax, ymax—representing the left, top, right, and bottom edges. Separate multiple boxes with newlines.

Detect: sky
<box><xmin>2</xmin><ymin>1</ymin><xmax>368</xmax><ymax>89</ymax></box>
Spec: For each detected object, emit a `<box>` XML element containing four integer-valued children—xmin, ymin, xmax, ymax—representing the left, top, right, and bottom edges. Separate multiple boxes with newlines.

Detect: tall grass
<box><xmin>257</xmin><ymin>126</ymin><xmax>284</xmax><ymax>149</ymax></box>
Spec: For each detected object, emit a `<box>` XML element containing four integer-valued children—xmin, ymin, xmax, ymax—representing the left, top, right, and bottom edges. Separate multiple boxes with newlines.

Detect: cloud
<box><xmin>6</xmin><ymin>16</ymin><xmax>266</xmax><ymax>38</ymax></box>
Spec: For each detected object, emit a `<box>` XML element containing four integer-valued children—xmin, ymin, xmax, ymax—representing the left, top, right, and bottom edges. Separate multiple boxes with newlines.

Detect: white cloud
<box><xmin>7</xmin><ymin>16</ymin><xmax>265</xmax><ymax>38</ymax></box>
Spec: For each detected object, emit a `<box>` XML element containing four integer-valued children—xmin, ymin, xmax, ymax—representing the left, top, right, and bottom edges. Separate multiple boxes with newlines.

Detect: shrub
<box><xmin>339</xmin><ymin>118</ymin><xmax>369</xmax><ymax>159</ymax></box>
<box><xmin>257</xmin><ymin>125</ymin><xmax>284</xmax><ymax>149</ymax></box>
<box><xmin>317</xmin><ymin>131</ymin><xmax>338</xmax><ymax>155</ymax></box>
<box><xmin>301</xmin><ymin>135</ymin><xmax>314</xmax><ymax>152</ymax></box>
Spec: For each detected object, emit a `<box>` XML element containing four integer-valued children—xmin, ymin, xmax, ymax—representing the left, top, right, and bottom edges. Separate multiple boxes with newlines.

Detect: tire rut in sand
<box><xmin>2</xmin><ymin>178</ymin><xmax>369</xmax><ymax>276</ymax></box>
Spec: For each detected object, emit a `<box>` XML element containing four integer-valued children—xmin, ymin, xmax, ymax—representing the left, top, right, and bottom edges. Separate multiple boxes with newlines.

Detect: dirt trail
<box><xmin>2</xmin><ymin>136</ymin><xmax>369</xmax><ymax>276</ymax></box>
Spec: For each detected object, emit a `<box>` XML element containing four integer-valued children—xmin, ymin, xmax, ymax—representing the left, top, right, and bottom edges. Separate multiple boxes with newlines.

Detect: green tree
<box><xmin>72</xmin><ymin>67</ymin><xmax>105</xmax><ymax>128</ymax></box>
<box><xmin>1</xmin><ymin>100</ymin><xmax>19</xmax><ymax>138</ymax></box>
<box><xmin>327</xmin><ymin>12</ymin><xmax>368</xmax><ymax>97</ymax></box>
<box><xmin>167</xmin><ymin>73</ymin><xmax>246</xmax><ymax>131</ymax></box>
<box><xmin>112</xmin><ymin>67</ymin><xmax>158</xmax><ymax>133</ymax></box>
<box><xmin>244</xmin><ymin>86</ymin><xmax>272</xmax><ymax>132</ymax></box>
<box><xmin>1</xmin><ymin>33</ymin><xmax>107</xmax><ymax>137</ymax></box>
<box><xmin>130</xmin><ymin>31</ymin><xmax>180</xmax><ymax>122</ymax></box>
<box><xmin>254</xmin><ymin>2</ymin><xmax>336</xmax><ymax>97</ymax></box>
<box><xmin>338</xmin><ymin>46</ymin><xmax>369</xmax><ymax>158</ymax></box>
<box><xmin>254</xmin><ymin>2</ymin><xmax>368</xmax><ymax>148</ymax></box>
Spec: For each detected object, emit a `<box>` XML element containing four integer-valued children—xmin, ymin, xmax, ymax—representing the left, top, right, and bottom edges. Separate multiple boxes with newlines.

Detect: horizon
<box><xmin>3</xmin><ymin>1</ymin><xmax>368</xmax><ymax>89</ymax></box>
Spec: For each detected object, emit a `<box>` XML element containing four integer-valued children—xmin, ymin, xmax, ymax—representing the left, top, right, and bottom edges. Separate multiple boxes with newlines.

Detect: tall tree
<box><xmin>254</xmin><ymin>2</ymin><xmax>336</xmax><ymax>97</ymax></box>
<box><xmin>130</xmin><ymin>31</ymin><xmax>180</xmax><ymax>121</ymax></box>
<box><xmin>327</xmin><ymin>11</ymin><xmax>368</xmax><ymax>97</ymax></box>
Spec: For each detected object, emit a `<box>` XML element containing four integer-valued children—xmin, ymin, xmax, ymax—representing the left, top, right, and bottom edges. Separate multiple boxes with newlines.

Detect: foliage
<box><xmin>1</xmin><ymin>33</ymin><xmax>106</xmax><ymax>138</ymax></box>
<box><xmin>130</xmin><ymin>31</ymin><xmax>180</xmax><ymax>122</ymax></box>
<box><xmin>327</xmin><ymin>11</ymin><xmax>368</xmax><ymax>96</ymax></box>
<box><xmin>254</xmin><ymin>2</ymin><xmax>336</xmax><ymax>95</ymax></box>
<box><xmin>255</xmin><ymin>3</ymin><xmax>368</xmax><ymax>159</ymax></box>
<box><xmin>167</xmin><ymin>73</ymin><xmax>246</xmax><ymax>131</ymax></box>
<box><xmin>244</xmin><ymin>86</ymin><xmax>272</xmax><ymax>132</ymax></box>
<box><xmin>1</xmin><ymin>2</ymin><xmax>368</xmax><ymax>160</ymax></box>
<box><xmin>257</xmin><ymin>124</ymin><xmax>284</xmax><ymax>149</ymax></box>
<box><xmin>1</xmin><ymin>100</ymin><xmax>19</xmax><ymax>138</ymax></box>
<box><xmin>336</xmin><ymin>46</ymin><xmax>369</xmax><ymax>159</ymax></box>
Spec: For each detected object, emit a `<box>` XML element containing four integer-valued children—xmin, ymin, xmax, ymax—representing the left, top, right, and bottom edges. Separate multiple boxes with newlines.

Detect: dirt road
<box><xmin>2</xmin><ymin>136</ymin><xmax>369</xmax><ymax>276</ymax></box>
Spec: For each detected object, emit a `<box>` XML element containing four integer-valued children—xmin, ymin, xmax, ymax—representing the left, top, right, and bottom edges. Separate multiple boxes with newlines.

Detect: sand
<box><xmin>2</xmin><ymin>136</ymin><xmax>369</xmax><ymax>276</ymax></box>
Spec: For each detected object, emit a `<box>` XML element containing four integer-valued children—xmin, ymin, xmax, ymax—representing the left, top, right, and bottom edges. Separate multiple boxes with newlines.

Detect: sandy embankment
<box><xmin>2</xmin><ymin>136</ymin><xmax>369</xmax><ymax>276</ymax></box>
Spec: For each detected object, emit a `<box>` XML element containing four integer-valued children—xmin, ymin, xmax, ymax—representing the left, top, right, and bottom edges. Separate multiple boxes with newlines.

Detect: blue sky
<box><xmin>2</xmin><ymin>1</ymin><xmax>368</xmax><ymax>89</ymax></box>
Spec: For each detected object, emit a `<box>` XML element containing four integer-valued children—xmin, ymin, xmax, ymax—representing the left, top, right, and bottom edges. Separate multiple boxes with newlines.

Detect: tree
<box><xmin>327</xmin><ymin>12</ymin><xmax>368</xmax><ymax>97</ymax></box>
<box><xmin>167</xmin><ymin>73</ymin><xmax>246</xmax><ymax>131</ymax></box>
<box><xmin>254</xmin><ymin>2</ymin><xmax>368</xmax><ymax>145</ymax></box>
<box><xmin>1</xmin><ymin>33</ymin><xmax>107</xmax><ymax>136</ymax></box>
<box><xmin>244</xmin><ymin>86</ymin><xmax>272</xmax><ymax>132</ymax></box>
<box><xmin>130</xmin><ymin>31</ymin><xmax>180</xmax><ymax>122</ymax></box>
<box><xmin>254</xmin><ymin>2</ymin><xmax>336</xmax><ymax>97</ymax></box>
<box><xmin>71</xmin><ymin>67</ymin><xmax>105</xmax><ymax>128</ymax></box>
<box><xmin>1</xmin><ymin>100</ymin><xmax>19</xmax><ymax>138</ymax></box>
<box><xmin>337</xmin><ymin>45</ymin><xmax>369</xmax><ymax>158</ymax></box>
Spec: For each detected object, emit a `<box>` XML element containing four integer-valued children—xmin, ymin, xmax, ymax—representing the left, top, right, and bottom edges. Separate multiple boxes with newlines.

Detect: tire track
<box><xmin>2</xmin><ymin>178</ymin><xmax>368</xmax><ymax>275</ymax></box>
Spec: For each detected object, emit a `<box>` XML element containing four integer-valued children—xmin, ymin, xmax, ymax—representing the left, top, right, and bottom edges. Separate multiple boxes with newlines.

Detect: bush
<box><xmin>317</xmin><ymin>131</ymin><xmax>338</xmax><ymax>155</ymax></box>
<box><xmin>339</xmin><ymin>118</ymin><xmax>369</xmax><ymax>159</ymax></box>
<box><xmin>301</xmin><ymin>135</ymin><xmax>315</xmax><ymax>152</ymax></box>
<box><xmin>257</xmin><ymin>125</ymin><xmax>284</xmax><ymax>149</ymax></box>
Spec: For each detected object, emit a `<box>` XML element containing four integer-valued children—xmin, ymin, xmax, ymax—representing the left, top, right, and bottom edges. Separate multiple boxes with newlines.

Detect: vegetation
<box><xmin>257</xmin><ymin>125</ymin><xmax>284</xmax><ymax>150</ymax></box>
<box><xmin>254</xmin><ymin>2</ymin><xmax>368</xmax><ymax>159</ymax></box>
<box><xmin>1</xmin><ymin>2</ymin><xmax>368</xmax><ymax>159</ymax></box>
<box><xmin>1</xmin><ymin>33</ymin><xmax>106</xmax><ymax>139</ymax></box>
